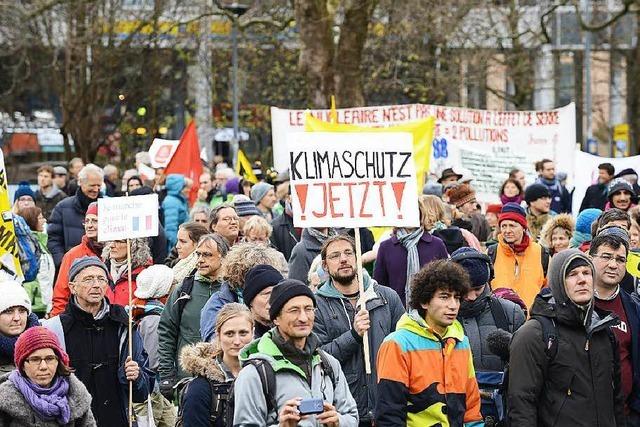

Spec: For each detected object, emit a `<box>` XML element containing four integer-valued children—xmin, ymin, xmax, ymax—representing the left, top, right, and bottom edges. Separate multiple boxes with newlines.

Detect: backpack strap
<box><xmin>317</xmin><ymin>349</ymin><xmax>337</xmax><ymax>387</ymax></box>
<box><xmin>488</xmin><ymin>297</ymin><xmax>510</xmax><ymax>332</ymax></box>
<box><xmin>175</xmin><ymin>275</ymin><xmax>196</xmax><ymax>332</ymax></box>
<box><xmin>530</xmin><ymin>315</ymin><xmax>558</xmax><ymax>363</ymax></box>
<box><xmin>487</xmin><ymin>243</ymin><xmax>497</xmax><ymax>266</ymax></box>
<box><xmin>246</xmin><ymin>359</ymin><xmax>277</xmax><ymax>414</ymax></box>
<box><xmin>540</xmin><ymin>246</ymin><xmax>550</xmax><ymax>277</ymax></box>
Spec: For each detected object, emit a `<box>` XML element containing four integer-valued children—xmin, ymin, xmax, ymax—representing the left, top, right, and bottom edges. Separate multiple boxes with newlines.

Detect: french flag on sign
<box><xmin>132</xmin><ymin>215</ymin><xmax>153</xmax><ymax>232</ymax></box>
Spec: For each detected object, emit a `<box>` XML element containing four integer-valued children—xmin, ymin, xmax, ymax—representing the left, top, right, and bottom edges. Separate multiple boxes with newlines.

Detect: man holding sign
<box><xmin>313</xmin><ymin>234</ymin><xmax>404</xmax><ymax>425</ymax></box>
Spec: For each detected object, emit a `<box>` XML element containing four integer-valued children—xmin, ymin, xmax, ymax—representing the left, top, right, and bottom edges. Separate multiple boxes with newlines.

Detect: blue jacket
<box><xmin>200</xmin><ymin>282</ymin><xmax>240</xmax><ymax>342</ymax></box>
<box><xmin>621</xmin><ymin>289</ymin><xmax>640</xmax><ymax>414</ymax></box>
<box><xmin>162</xmin><ymin>174</ymin><xmax>189</xmax><ymax>252</ymax></box>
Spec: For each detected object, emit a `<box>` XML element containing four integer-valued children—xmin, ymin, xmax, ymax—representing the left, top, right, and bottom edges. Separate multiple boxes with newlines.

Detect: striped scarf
<box><xmin>397</xmin><ymin>227</ymin><xmax>424</xmax><ymax>307</ymax></box>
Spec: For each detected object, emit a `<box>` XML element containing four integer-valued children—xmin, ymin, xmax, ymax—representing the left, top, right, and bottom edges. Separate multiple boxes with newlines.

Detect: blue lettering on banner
<box><xmin>433</xmin><ymin>138</ymin><xmax>448</xmax><ymax>159</ymax></box>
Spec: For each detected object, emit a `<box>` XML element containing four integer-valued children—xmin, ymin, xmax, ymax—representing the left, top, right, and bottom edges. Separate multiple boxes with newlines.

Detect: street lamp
<box><xmin>217</xmin><ymin>0</ymin><xmax>254</xmax><ymax>168</ymax></box>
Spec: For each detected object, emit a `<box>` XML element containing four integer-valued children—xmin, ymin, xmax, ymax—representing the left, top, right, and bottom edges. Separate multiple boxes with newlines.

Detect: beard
<box><xmin>331</xmin><ymin>268</ymin><xmax>356</xmax><ymax>285</ymax></box>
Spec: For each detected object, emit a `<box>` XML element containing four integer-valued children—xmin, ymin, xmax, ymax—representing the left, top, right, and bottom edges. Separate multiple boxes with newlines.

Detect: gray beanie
<box><xmin>250</xmin><ymin>182</ymin><xmax>273</xmax><ymax>203</ymax></box>
<box><xmin>69</xmin><ymin>256</ymin><xmax>110</xmax><ymax>282</ymax></box>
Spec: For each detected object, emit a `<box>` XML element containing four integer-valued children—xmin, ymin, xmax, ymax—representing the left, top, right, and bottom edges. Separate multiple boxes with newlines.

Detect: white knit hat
<box><xmin>0</xmin><ymin>281</ymin><xmax>32</xmax><ymax>314</ymax></box>
<box><xmin>134</xmin><ymin>265</ymin><xmax>174</xmax><ymax>299</ymax></box>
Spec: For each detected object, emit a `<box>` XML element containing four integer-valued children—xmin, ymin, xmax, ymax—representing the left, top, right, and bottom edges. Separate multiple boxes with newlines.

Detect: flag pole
<box><xmin>354</xmin><ymin>228</ymin><xmax>372</xmax><ymax>374</ymax></box>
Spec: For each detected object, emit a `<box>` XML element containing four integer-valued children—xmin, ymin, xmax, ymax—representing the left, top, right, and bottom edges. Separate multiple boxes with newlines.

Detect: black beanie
<box><xmin>565</xmin><ymin>257</ymin><xmax>591</xmax><ymax>277</ymax></box>
<box><xmin>524</xmin><ymin>183</ymin><xmax>551</xmax><ymax>204</ymax></box>
<box><xmin>269</xmin><ymin>279</ymin><xmax>316</xmax><ymax>321</ymax></box>
<box><xmin>243</xmin><ymin>264</ymin><xmax>284</xmax><ymax>308</ymax></box>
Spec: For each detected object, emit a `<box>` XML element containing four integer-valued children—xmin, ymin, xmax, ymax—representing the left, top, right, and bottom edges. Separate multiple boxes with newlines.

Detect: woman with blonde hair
<box><xmin>178</xmin><ymin>303</ymin><xmax>254</xmax><ymax>427</ymax></box>
<box><xmin>539</xmin><ymin>213</ymin><xmax>574</xmax><ymax>256</ymax></box>
<box><xmin>419</xmin><ymin>195</ymin><xmax>482</xmax><ymax>253</ymax></box>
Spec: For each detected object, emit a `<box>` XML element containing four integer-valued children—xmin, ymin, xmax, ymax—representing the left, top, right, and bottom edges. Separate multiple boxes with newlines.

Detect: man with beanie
<box><xmin>524</xmin><ymin>183</ymin><xmax>554</xmax><ymax>241</ymax></box>
<box><xmin>233</xmin><ymin>279</ymin><xmax>359</xmax><ymax>426</ymax></box>
<box><xmin>590</xmin><ymin>227</ymin><xmax>640</xmax><ymax>423</ymax></box>
<box><xmin>0</xmin><ymin>282</ymin><xmax>40</xmax><ymax>373</ymax></box>
<box><xmin>447</xmin><ymin>183</ymin><xmax>491</xmax><ymax>241</ymax></box>
<box><xmin>42</xmin><ymin>256</ymin><xmax>151</xmax><ymax>426</ymax></box>
<box><xmin>312</xmin><ymin>235</ymin><xmax>404</xmax><ymax>426</ymax></box>
<box><xmin>488</xmin><ymin>202</ymin><xmax>549</xmax><ymax>309</ymax></box>
<box><xmin>508</xmin><ymin>249</ymin><xmax>625</xmax><ymax>426</ymax></box>
<box><xmin>243</xmin><ymin>264</ymin><xmax>283</xmax><ymax>338</ymax></box>
<box><xmin>47</xmin><ymin>163</ymin><xmax>104</xmax><ymax>268</ymax></box>
<box><xmin>34</xmin><ymin>164</ymin><xmax>67</xmax><ymax>220</ymax></box>
<box><xmin>50</xmin><ymin>201</ymin><xmax>103</xmax><ymax>316</ymax></box>
<box><xmin>534</xmin><ymin>158</ymin><xmax>572</xmax><ymax>213</ymax></box>
<box><xmin>250</xmin><ymin>181</ymin><xmax>278</xmax><ymax>222</ymax></box>
<box><xmin>580</xmin><ymin>163</ymin><xmax>615</xmax><ymax>211</ymax></box>
<box><xmin>607</xmin><ymin>178</ymin><xmax>638</xmax><ymax>212</ymax></box>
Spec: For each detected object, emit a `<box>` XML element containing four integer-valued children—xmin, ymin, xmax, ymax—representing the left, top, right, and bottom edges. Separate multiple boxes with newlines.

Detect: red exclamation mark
<box><xmin>391</xmin><ymin>182</ymin><xmax>406</xmax><ymax>219</ymax></box>
<box><xmin>295</xmin><ymin>184</ymin><xmax>309</xmax><ymax>220</ymax></box>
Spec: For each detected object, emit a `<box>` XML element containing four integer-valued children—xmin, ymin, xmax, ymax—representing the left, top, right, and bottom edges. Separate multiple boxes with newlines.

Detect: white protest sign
<box><xmin>271</xmin><ymin>103</ymin><xmax>576</xmax><ymax>203</ymax></box>
<box><xmin>572</xmin><ymin>151</ymin><xmax>640</xmax><ymax>215</ymax></box>
<box><xmin>288</xmin><ymin>132</ymin><xmax>419</xmax><ymax>228</ymax></box>
<box><xmin>98</xmin><ymin>194</ymin><xmax>160</xmax><ymax>242</ymax></box>
<box><xmin>148</xmin><ymin>138</ymin><xmax>179</xmax><ymax>168</ymax></box>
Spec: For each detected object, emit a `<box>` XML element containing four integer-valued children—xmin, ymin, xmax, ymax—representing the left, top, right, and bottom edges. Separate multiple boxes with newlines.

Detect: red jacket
<box><xmin>105</xmin><ymin>264</ymin><xmax>150</xmax><ymax>307</ymax></box>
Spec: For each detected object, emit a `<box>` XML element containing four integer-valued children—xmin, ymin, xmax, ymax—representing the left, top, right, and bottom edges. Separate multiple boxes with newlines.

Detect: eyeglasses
<box><xmin>218</xmin><ymin>216</ymin><xmax>239</xmax><ymax>224</ymax></box>
<box><xmin>83</xmin><ymin>219</ymin><xmax>98</xmax><ymax>225</ymax></box>
<box><xmin>592</xmin><ymin>253</ymin><xmax>627</xmax><ymax>265</ymax></box>
<box><xmin>77</xmin><ymin>276</ymin><xmax>109</xmax><ymax>286</ymax></box>
<box><xmin>326</xmin><ymin>249</ymin><xmax>355</xmax><ymax>261</ymax></box>
<box><xmin>196</xmin><ymin>251</ymin><xmax>216</xmax><ymax>258</ymax></box>
<box><xmin>25</xmin><ymin>355</ymin><xmax>58</xmax><ymax>366</ymax></box>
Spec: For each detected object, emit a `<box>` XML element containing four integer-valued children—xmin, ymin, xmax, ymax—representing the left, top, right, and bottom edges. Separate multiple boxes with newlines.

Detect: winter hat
<box><xmin>498</xmin><ymin>202</ymin><xmax>528</xmax><ymax>229</ymax></box>
<box><xmin>225</xmin><ymin>177</ymin><xmax>241</xmax><ymax>195</ymax></box>
<box><xmin>450</xmin><ymin>247</ymin><xmax>491</xmax><ymax>288</ymax></box>
<box><xmin>14</xmin><ymin>326</ymin><xmax>70</xmax><ymax>369</ymax></box>
<box><xmin>135</xmin><ymin>265</ymin><xmax>174</xmax><ymax>299</ymax></box>
<box><xmin>447</xmin><ymin>184</ymin><xmax>476</xmax><ymax>208</ymax></box>
<box><xmin>422</xmin><ymin>182</ymin><xmax>443</xmax><ymax>197</ymax></box>
<box><xmin>576</xmin><ymin>208</ymin><xmax>602</xmax><ymax>235</ymax></box>
<box><xmin>614</xmin><ymin>168</ymin><xmax>638</xmax><ymax>179</ymax></box>
<box><xmin>275</xmin><ymin>169</ymin><xmax>290</xmax><ymax>184</ymax></box>
<box><xmin>86</xmin><ymin>201</ymin><xmax>98</xmax><ymax>217</ymax></box>
<box><xmin>13</xmin><ymin>181</ymin><xmax>35</xmax><ymax>203</ymax></box>
<box><xmin>269</xmin><ymin>279</ymin><xmax>316</xmax><ymax>321</ymax></box>
<box><xmin>438</xmin><ymin>168</ymin><xmax>463</xmax><ymax>183</ymax></box>
<box><xmin>486</xmin><ymin>204</ymin><xmax>502</xmax><ymax>216</ymax></box>
<box><xmin>565</xmin><ymin>257</ymin><xmax>592</xmax><ymax>277</ymax></box>
<box><xmin>53</xmin><ymin>166</ymin><xmax>68</xmax><ymax>176</ymax></box>
<box><xmin>607</xmin><ymin>178</ymin><xmax>636</xmax><ymax>200</ymax></box>
<box><xmin>250</xmin><ymin>182</ymin><xmax>274</xmax><ymax>204</ymax></box>
<box><xmin>0</xmin><ymin>281</ymin><xmax>32</xmax><ymax>314</ymax></box>
<box><xmin>233</xmin><ymin>195</ymin><xmax>261</xmax><ymax>217</ymax></box>
<box><xmin>524</xmin><ymin>183</ymin><xmax>551</xmax><ymax>204</ymax></box>
<box><xmin>68</xmin><ymin>256</ymin><xmax>109</xmax><ymax>282</ymax></box>
<box><xmin>597</xmin><ymin>225</ymin><xmax>630</xmax><ymax>246</ymax></box>
<box><xmin>243</xmin><ymin>264</ymin><xmax>284</xmax><ymax>308</ymax></box>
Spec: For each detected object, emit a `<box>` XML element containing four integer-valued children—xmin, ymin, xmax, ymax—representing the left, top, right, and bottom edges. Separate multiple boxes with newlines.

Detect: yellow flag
<box><xmin>627</xmin><ymin>250</ymin><xmax>640</xmax><ymax>278</ymax></box>
<box><xmin>0</xmin><ymin>151</ymin><xmax>23</xmax><ymax>280</ymax></box>
<box><xmin>304</xmin><ymin>113</ymin><xmax>436</xmax><ymax>192</ymax></box>
<box><xmin>329</xmin><ymin>96</ymin><xmax>338</xmax><ymax>124</ymax></box>
<box><xmin>235</xmin><ymin>149</ymin><xmax>259</xmax><ymax>184</ymax></box>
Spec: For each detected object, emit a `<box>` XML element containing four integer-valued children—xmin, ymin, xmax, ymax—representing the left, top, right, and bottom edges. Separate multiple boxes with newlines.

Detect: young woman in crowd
<box><xmin>169</xmin><ymin>222</ymin><xmax>209</xmax><ymax>288</ymax></box>
<box><xmin>102</xmin><ymin>237</ymin><xmax>152</xmax><ymax>306</ymax></box>
<box><xmin>178</xmin><ymin>303</ymin><xmax>254</xmax><ymax>427</ymax></box>
<box><xmin>0</xmin><ymin>326</ymin><xmax>96</xmax><ymax>425</ymax></box>
<box><xmin>0</xmin><ymin>284</ymin><xmax>40</xmax><ymax>374</ymax></box>
<box><xmin>499</xmin><ymin>178</ymin><xmax>524</xmax><ymax>206</ymax></box>
<box><xmin>539</xmin><ymin>213</ymin><xmax>575</xmax><ymax>255</ymax></box>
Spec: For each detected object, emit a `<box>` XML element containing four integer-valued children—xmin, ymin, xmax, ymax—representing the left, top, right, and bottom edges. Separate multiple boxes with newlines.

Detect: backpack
<box><xmin>486</xmin><ymin>243</ymin><xmax>550</xmax><ymax>278</ymax></box>
<box><xmin>13</xmin><ymin>215</ymin><xmax>41</xmax><ymax>282</ymax></box>
<box><xmin>175</xmin><ymin>378</ymin><xmax>232</xmax><ymax>427</ymax></box>
<box><xmin>174</xmin><ymin>275</ymin><xmax>196</xmax><ymax>332</ymax></box>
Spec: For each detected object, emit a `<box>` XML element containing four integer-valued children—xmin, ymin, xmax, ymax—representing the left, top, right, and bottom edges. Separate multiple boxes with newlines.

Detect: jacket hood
<box><xmin>166</xmin><ymin>174</ymin><xmax>186</xmax><ymax>195</ymax></box>
<box><xmin>396</xmin><ymin>311</ymin><xmax>465</xmax><ymax>342</ymax></box>
<box><xmin>179</xmin><ymin>342</ymin><xmax>226</xmax><ymax>382</ymax></box>
<box><xmin>539</xmin><ymin>213</ymin><xmax>575</xmax><ymax>248</ymax></box>
<box><xmin>547</xmin><ymin>248</ymin><xmax>593</xmax><ymax>306</ymax></box>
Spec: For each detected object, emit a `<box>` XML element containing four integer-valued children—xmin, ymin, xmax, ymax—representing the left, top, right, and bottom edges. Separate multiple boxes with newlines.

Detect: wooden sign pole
<box><xmin>354</xmin><ymin>228</ymin><xmax>371</xmax><ymax>375</ymax></box>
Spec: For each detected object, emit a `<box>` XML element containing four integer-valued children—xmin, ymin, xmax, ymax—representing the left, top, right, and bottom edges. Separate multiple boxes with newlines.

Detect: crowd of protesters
<box><xmin>1</xmin><ymin>154</ymin><xmax>640</xmax><ymax>427</ymax></box>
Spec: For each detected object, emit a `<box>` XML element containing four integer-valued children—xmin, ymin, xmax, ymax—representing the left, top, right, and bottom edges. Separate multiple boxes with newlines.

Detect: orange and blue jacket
<box><xmin>376</xmin><ymin>312</ymin><xmax>483</xmax><ymax>427</ymax></box>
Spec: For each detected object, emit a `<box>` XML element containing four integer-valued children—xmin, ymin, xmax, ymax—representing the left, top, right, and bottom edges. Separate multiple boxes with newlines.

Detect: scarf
<box><xmin>75</xmin><ymin>187</ymin><xmax>96</xmax><ymax>212</ymax></box>
<box><xmin>0</xmin><ymin>314</ymin><xmax>40</xmax><ymax>360</ymax></box>
<box><xmin>306</xmin><ymin>227</ymin><xmax>336</xmax><ymax>246</ymax></box>
<box><xmin>429</xmin><ymin>221</ymin><xmax>447</xmax><ymax>233</ymax></box>
<box><xmin>397</xmin><ymin>227</ymin><xmax>424</xmax><ymax>307</ymax></box>
<box><xmin>9</xmin><ymin>371</ymin><xmax>71</xmax><ymax>425</ymax></box>
<box><xmin>109</xmin><ymin>257</ymin><xmax>128</xmax><ymax>282</ymax></box>
<box><xmin>537</xmin><ymin>177</ymin><xmax>561</xmax><ymax>193</ymax></box>
<box><xmin>508</xmin><ymin>232</ymin><xmax>531</xmax><ymax>254</ymax></box>
<box><xmin>458</xmin><ymin>286</ymin><xmax>491</xmax><ymax>318</ymax></box>
<box><xmin>500</xmin><ymin>194</ymin><xmax>523</xmax><ymax>205</ymax></box>
<box><xmin>83</xmin><ymin>235</ymin><xmax>104</xmax><ymax>256</ymax></box>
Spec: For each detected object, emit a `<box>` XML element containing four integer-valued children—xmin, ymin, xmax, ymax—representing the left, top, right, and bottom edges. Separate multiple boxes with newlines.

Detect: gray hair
<box><xmin>103</xmin><ymin>164</ymin><xmax>118</xmax><ymax>177</ymax></box>
<box><xmin>197</xmin><ymin>233</ymin><xmax>230</xmax><ymax>258</ymax></box>
<box><xmin>78</xmin><ymin>164</ymin><xmax>105</xmax><ymax>183</ymax></box>
<box><xmin>102</xmin><ymin>237</ymin><xmax>151</xmax><ymax>269</ymax></box>
<box><xmin>135</xmin><ymin>152</ymin><xmax>151</xmax><ymax>165</ymax></box>
<box><xmin>190</xmin><ymin>205</ymin><xmax>211</xmax><ymax>221</ymax></box>
<box><xmin>214</xmin><ymin>167</ymin><xmax>235</xmax><ymax>179</ymax></box>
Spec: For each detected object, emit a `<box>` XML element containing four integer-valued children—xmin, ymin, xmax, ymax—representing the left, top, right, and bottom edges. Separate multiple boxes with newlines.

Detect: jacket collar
<box><xmin>397</xmin><ymin>310</ymin><xmax>465</xmax><ymax>343</ymax></box>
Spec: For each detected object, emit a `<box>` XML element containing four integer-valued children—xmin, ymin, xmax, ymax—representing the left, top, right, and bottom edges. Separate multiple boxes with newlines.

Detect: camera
<box><xmin>298</xmin><ymin>398</ymin><xmax>324</xmax><ymax>415</ymax></box>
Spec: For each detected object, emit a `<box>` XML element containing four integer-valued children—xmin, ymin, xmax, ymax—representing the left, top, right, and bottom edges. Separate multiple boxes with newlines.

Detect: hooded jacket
<box><xmin>34</xmin><ymin>185</ymin><xmax>67</xmax><ymax>221</ymax></box>
<box><xmin>376</xmin><ymin>312</ymin><xmax>483</xmax><ymax>427</ymax></box>
<box><xmin>508</xmin><ymin>249</ymin><xmax>625</xmax><ymax>426</ymax></box>
<box><xmin>312</xmin><ymin>274</ymin><xmax>404</xmax><ymax>422</ymax></box>
<box><xmin>162</xmin><ymin>174</ymin><xmax>189</xmax><ymax>252</ymax></box>
<box><xmin>232</xmin><ymin>330</ymin><xmax>359</xmax><ymax>426</ymax></box>
<box><xmin>0</xmin><ymin>372</ymin><xmax>95</xmax><ymax>426</ymax></box>
<box><xmin>288</xmin><ymin>228</ymin><xmax>327</xmax><ymax>284</ymax></box>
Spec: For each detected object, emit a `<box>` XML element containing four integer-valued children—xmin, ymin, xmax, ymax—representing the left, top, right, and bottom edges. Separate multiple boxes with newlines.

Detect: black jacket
<box><xmin>270</xmin><ymin>212</ymin><xmax>298</xmax><ymax>261</ymax></box>
<box><xmin>579</xmin><ymin>183</ymin><xmax>609</xmax><ymax>211</ymax></box>
<box><xmin>508</xmin><ymin>249</ymin><xmax>625</xmax><ymax>426</ymax></box>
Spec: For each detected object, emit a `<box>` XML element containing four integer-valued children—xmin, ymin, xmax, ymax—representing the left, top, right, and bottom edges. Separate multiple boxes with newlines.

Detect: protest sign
<box><xmin>288</xmin><ymin>132</ymin><xmax>419</xmax><ymax>228</ymax></box>
<box><xmin>97</xmin><ymin>194</ymin><xmax>160</xmax><ymax>242</ymax></box>
<box><xmin>148</xmin><ymin>138</ymin><xmax>179</xmax><ymax>168</ymax></box>
<box><xmin>272</xmin><ymin>103</ymin><xmax>576</xmax><ymax>203</ymax></box>
<box><xmin>571</xmin><ymin>150</ymin><xmax>640</xmax><ymax>215</ymax></box>
<box><xmin>0</xmin><ymin>151</ymin><xmax>22</xmax><ymax>280</ymax></box>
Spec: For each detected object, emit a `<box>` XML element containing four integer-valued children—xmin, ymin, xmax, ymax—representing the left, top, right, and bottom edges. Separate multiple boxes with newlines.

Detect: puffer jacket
<box><xmin>508</xmin><ymin>249</ymin><xmax>625</xmax><ymax>426</ymax></box>
<box><xmin>162</xmin><ymin>174</ymin><xmax>189</xmax><ymax>252</ymax></box>
<box><xmin>313</xmin><ymin>274</ymin><xmax>404</xmax><ymax>422</ymax></box>
<box><xmin>458</xmin><ymin>286</ymin><xmax>526</xmax><ymax>371</ymax></box>
<box><xmin>0</xmin><ymin>372</ymin><xmax>95</xmax><ymax>426</ymax></box>
<box><xmin>233</xmin><ymin>330</ymin><xmax>359</xmax><ymax>426</ymax></box>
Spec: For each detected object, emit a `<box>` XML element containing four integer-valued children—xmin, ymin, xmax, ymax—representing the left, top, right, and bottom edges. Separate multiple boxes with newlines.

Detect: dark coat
<box><xmin>508</xmin><ymin>249</ymin><xmax>625</xmax><ymax>427</ymax></box>
<box><xmin>373</xmin><ymin>231</ymin><xmax>448</xmax><ymax>306</ymax></box>
<box><xmin>579</xmin><ymin>183</ymin><xmax>609</xmax><ymax>211</ymax></box>
<box><xmin>34</xmin><ymin>187</ymin><xmax>67</xmax><ymax>221</ymax></box>
<box><xmin>619</xmin><ymin>289</ymin><xmax>640</xmax><ymax>413</ymax></box>
<box><xmin>270</xmin><ymin>212</ymin><xmax>299</xmax><ymax>261</ymax></box>
<box><xmin>288</xmin><ymin>229</ymin><xmax>324</xmax><ymax>284</ymax></box>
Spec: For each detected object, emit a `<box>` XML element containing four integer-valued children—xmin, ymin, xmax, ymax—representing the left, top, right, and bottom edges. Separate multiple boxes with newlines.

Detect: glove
<box><xmin>159</xmin><ymin>377</ymin><xmax>177</xmax><ymax>401</ymax></box>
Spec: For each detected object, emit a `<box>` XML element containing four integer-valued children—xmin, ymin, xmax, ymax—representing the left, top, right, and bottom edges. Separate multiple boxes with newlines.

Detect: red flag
<box><xmin>164</xmin><ymin>120</ymin><xmax>203</xmax><ymax>205</ymax></box>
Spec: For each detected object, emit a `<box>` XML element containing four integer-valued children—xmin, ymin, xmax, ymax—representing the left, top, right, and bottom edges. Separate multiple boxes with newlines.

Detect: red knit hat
<box><xmin>14</xmin><ymin>326</ymin><xmax>70</xmax><ymax>369</ymax></box>
<box><xmin>486</xmin><ymin>204</ymin><xmax>502</xmax><ymax>215</ymax></box>
<box><xmin>86</xmin><ymin>201</ymin><xmax>98</xmax><ymax>217</ymax></box>
<box><xmin>498</xmin><ymin>202</ymin><xmax>528</xmax><ymax>229</ymax></box>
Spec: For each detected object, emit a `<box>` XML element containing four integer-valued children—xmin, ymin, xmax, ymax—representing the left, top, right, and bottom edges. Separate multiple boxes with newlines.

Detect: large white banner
<box><xmin>288</xmin><ymin>132</ymin><xmax>420</xmax><ymax>228</ymax></box>
<box><xmin>272</xmin><ymin>103</ymin><xmax>576</xmax><ymax>203</ymax></box>
<box><xmin>572</xmin><ymin>151</ymin><xmax>640</xmax><ymax>215</ymax></box>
